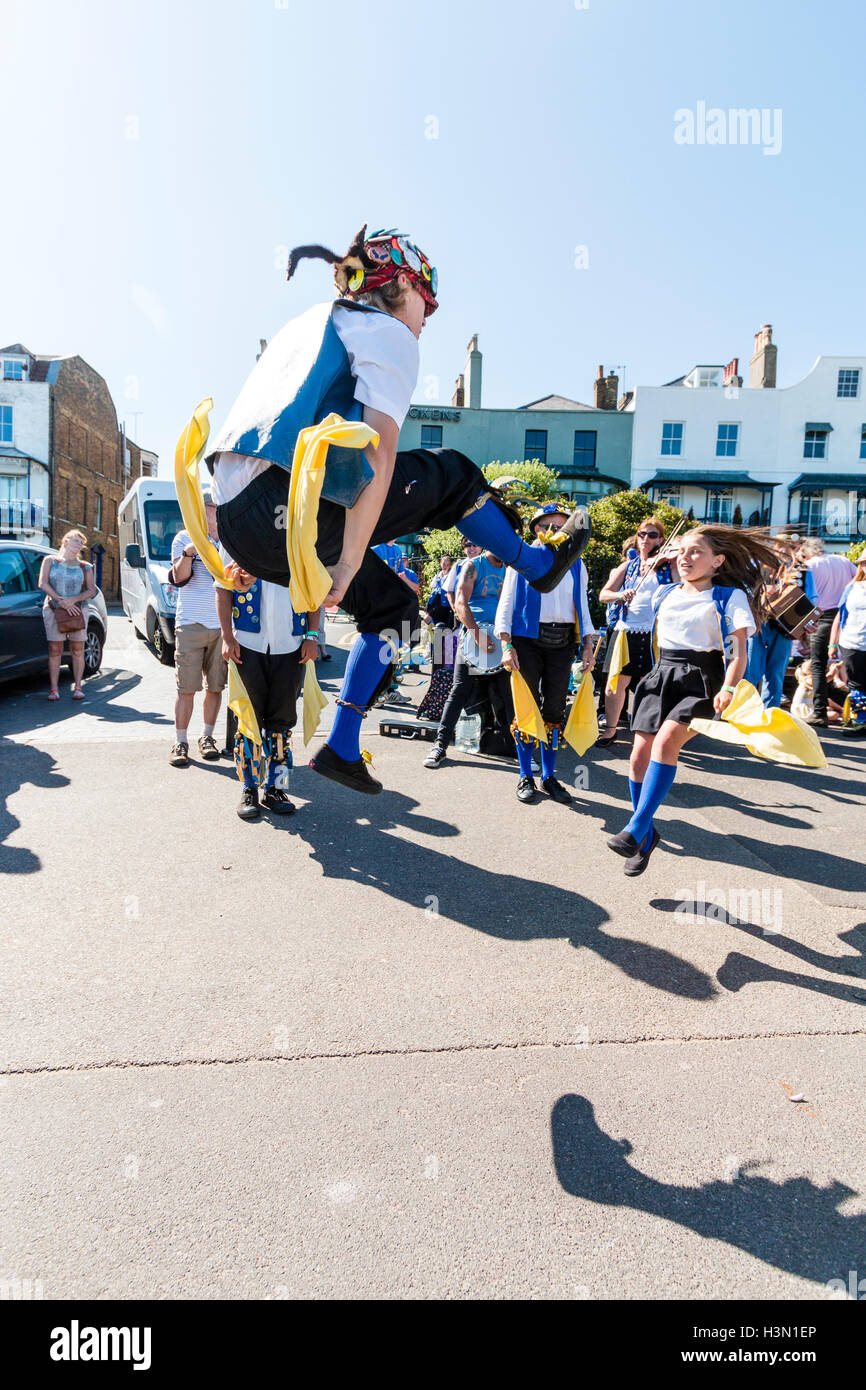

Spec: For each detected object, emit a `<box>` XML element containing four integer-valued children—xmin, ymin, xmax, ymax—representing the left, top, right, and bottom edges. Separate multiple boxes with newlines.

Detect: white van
<box><xmin>119</xmin><ymin>477</ymin><xmax>184</xmax><ymax>664</ymax></box>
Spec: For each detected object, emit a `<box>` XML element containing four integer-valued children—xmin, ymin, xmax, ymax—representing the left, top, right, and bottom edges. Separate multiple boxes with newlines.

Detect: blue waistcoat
<box><xmin>231</xmin><ymin>579</ymin><xmax>306</xmax><ymax>639</ymax></box>
<box><xmin>206</xmin><ymin>299</ymin><xmax>387</xmax><ymax>507</ymax></box>
<box><xmin>509</xmin><ymin>559</ymin><xmax>585</xmax><ymax>641</ymax></box>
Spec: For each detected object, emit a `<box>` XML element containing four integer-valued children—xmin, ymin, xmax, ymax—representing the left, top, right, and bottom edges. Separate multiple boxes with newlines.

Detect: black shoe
<box><xmin>624</xmin><ymin>826</ymin><xmax>660</xmax><ymax>876</ymax></box>
<box><xmin>309</xmin><ymin>742</ymin><xmax>383</xmax><ymax>794</ymax></box>
<box><xmin>803</xmin><ymin>713</ymin><xmax>829</xmax><ymax>727</ymax></box>
<box><xmin>237</xmin><ymin>786</ymin><xmax>261</xmax><ymax>820</ymax></box>
<box><xmin>424</xmin><ymin>743</ymin><xmax>447</xmax><ymax>769</ymax></box>
<box><xmin>517</xmin><ymin>776</ymin><xmax>538</xmax><ymax>803</ymax></box>
<box><xmin>528</xmin><ymin>506</ymin><xmax>592</xmax><ymax>594</ymax></box>
<box><xmin>607</xmin><ymin>828</ymin><xmax>640</xmax><ymax>858</ymax></box>
<box><xmin>261</xmin><ymin>787</ymin><xmax>295</xmax><ymax>815</ymax></box>
<box><xmin>542</xmin><ymin>776</ymin><xmax>572</xmax><ymax>805</ymax></box>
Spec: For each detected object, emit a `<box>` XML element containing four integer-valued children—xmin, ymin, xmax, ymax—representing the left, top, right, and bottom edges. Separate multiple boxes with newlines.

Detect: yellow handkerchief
<box><xmin>606</xmin><ymin>628</ymin><xmax>629</xmax><ymax>694</ymax></box>
<box><xmin>510</xmin><ymin>670</ymin><xmax>548</xmax><ymax>744</ymax></box>
<box><xmin>689</xmin><ymin>680</ymin><xmax>827</xmax><ymax>769</ymax></box>
<box><xmin>174</xmin><ymin>398</ymin><xmax>233</xmax><ymax>589</ymax></box>
<box><xmin>302</xmin><ymin>660</ymin><xmax>329</xmax><ymax>746</ymax></box>
<box><xmin>564</xmin><ymin>670</ymin><xmax>599</xmax><ymax>756</ymax></box>
<box><xmin>228</xmin><ymin>660</ymin><xmax>261</xmax><ymax>745</ymax></box>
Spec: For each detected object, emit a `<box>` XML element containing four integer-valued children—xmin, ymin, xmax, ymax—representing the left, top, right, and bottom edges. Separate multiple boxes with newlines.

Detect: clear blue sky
<box><xmin>3</xmin><ymin>0</ymin><xmax>865</xmax><ymax>475</ymax></box>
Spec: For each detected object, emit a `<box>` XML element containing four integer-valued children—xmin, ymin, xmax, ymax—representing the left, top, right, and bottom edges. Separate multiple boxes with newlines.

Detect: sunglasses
<box><xmin>638</xmin><ymin>530</ymin><xmax>661</xmax><ymax>539</ymax></box>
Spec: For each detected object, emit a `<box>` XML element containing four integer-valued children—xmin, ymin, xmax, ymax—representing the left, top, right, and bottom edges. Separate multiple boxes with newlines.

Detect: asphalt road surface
<box><xmin>1</xmin><ymin>610</ymin><xmax>865</xmax><ymax>1299</ymax></box>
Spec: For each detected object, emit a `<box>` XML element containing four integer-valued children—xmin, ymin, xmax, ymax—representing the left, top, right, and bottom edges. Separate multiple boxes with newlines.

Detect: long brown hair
<box><xmin>680</xmin><ymin>525</ymin><xmax>780</xmax><ymax>625</ymax></box>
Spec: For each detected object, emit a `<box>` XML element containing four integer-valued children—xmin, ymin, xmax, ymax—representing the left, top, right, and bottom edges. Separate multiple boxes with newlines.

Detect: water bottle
<box><xmin>454</xmin><ymin>712</ymin><xmax>482</xmax><ymax>753</ymax></box>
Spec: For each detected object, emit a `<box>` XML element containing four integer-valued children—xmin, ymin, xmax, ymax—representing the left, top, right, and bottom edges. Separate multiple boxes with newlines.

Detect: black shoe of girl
<box><xmin>309</xmin><ymin>742</ymin><xmax>383</xmax><ymax>794</ymax></box>
<box><xmin>528</xmin><ymin>506</ymin><xmax>592</xmax><ymax>594</ymax></box>
<box><xmin>541</xmin><ymin>776</ymin><xmax>572</xmax><ymax>804</ymax></box>
<box><xmin>237</xmin><ymin>787</ymin><xmax>261</xmax><ymax>820</ymax></box>
<box><xmin>516</xmin><ymin>776</ymin><xmax>538</xmax><ymax>803</ymax></box>
<box><xmin>261</xmin><ymin>787</ymin><xmax>295</xmax><ymax>815</ymax></box>
<box><xmin>606</xmin><ymin>828</ymin><xmax>640</xmax><ymax>857</ymax></box>
<box><xmin>624</xmin><ymin>826</ymin><xmax>660</xmax><ymax>876</ymax></box>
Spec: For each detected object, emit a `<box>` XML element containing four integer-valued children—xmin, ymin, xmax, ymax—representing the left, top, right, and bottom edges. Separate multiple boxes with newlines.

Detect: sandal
<box><xmin>72</xmin><ymin>689</ymin><xmax>85</xmax><ymax>701</ymax></box>
<box><xmin>596</xmin><ymin>729</ymin><xmax>618</xmax><ymax>746</ymax></box>
<box><xmin>48</xmin><ymin>690</ymin><xmax>60</xmax><ymax>702</ymax></box>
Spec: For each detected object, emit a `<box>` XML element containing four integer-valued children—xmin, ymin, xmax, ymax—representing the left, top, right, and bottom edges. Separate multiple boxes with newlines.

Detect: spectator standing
<box><xmin>799</xmin><ymin>538</ymin><xmax>856</xmax><ymax>727</ymax></box>
<box><xmin>829</xmin><ymin>554</ymin><xmax>866</xmax><ymax>734</ymax></box>
<box><xmin>168</xmin><ymin>491</ymin><xmax>228</xmax><ymax>766</ymax></box>
<box><xmin>744</xmin><ymin>537</ymin><xmax>795</xmax><ymax>709</ymax></box>
<box><xmin>38</xmin><ymin>529</ymin><xmax>97</xmax><ymax>701</ymax></box>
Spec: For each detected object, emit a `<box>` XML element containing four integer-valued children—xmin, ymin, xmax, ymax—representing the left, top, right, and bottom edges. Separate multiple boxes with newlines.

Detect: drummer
<box><xmin>423</xmin><ymin>548</ymin><xmax>506</xmax><ymax>769</ymax></box>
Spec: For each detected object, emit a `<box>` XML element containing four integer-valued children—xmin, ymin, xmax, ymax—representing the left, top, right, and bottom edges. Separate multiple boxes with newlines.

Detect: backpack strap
<box><xmin>650</xmin><ymin>581</ymin><xmax>681</xmax><ymax>662</ymax></box>
<box><xmin>711</xmin><ymin>584</ymin><xmax>737</xmax><ymax>653</ymax></box>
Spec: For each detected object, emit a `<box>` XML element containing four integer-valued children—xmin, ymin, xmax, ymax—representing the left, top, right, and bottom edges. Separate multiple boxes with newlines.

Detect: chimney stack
<box><xmin>749</xmin><ymin>325</ymin><xmax>776</xmax><ymax>389</ymax></box>
<box><xmin>724</xmin><ymin>357</ymin><xmax>742</xmax><ymax>388</ymax></box>
<box><xmin>593</xmin><ymin>364</ymin><xmax>619</xmax><ymax>411</ymax></box>
<box><xmin>464</xmin><ymin>335</ymin><xmax>482</xmax><ymax>409</ymax></box>
<box><xmin>452</xmin><ymin>373</ymin><xmax>465</xmax><ymax>408</ymax></box>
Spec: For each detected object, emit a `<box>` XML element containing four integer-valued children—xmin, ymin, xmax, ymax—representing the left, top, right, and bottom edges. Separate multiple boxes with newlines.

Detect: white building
<box><xmin>0</xmin><ymin>345</ymin><xmax>51</xmax><ymax>543</ymax></box>
<box><xmin>627</xmin><ymin>327</ymin><xmax>866</xmax><ymax>550</ymax></box>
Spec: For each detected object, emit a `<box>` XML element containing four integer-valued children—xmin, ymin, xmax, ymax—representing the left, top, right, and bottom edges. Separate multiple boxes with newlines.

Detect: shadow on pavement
<box><xmin>0</xmin><ymin>736</ymin><xmax>69</xmax><ymax>874</ymax></box>
<box><xmin>0</xmin><ymin>668</ymin><xmax>172</xmax><ymax>737</ymax></box>
<box><xmin>652</xmin><ymin>899</ymin><xmax>866</xmax><ymax>982</ymax></box>
<box><xmin>552</xmin><ymin>1093</ymin><xmax>865</xmax><ymax>1289</ymax></box>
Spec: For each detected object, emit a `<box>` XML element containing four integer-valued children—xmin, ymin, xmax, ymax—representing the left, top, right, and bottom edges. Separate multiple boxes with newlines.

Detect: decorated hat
<box><xmin>286</xmin><ymin>224</ymin><xmax>438</xmax><ymax>315</ymax></box>
<box><xmin>530</xmin><ymin>502</ymin><xmax>570</xmax><ymax>530</ymax></box>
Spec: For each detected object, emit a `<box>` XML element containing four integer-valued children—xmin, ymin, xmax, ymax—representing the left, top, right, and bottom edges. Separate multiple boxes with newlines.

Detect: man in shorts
<box><xmin>169</xmin><ymin>491</ymin><xmax>227</xmax><ymax>766</ymax></box>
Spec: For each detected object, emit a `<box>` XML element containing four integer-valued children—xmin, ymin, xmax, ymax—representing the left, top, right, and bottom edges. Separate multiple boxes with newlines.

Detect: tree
<box><xmin>847</xmin><ymin>538</ymin><xmax>866</xmax><ymax>563</ymax></box>
<box><xmin>484</xmin><ymin>459</ymin><xmax>560</xmax><ymax>502</ymax></box>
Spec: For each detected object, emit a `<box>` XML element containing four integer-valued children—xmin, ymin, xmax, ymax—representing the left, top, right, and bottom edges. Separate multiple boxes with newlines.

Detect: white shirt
<box><xmin>442</xmin><ymin>560</ymin><xmax>464</xmax><ymax>596</ymax></box>
<box><xmin>495</xmin><ymin>551</ymin><xmax>597</xmax><ymax>638</ymax></box>
<box><xmin>217</xmin><ymin>544</ymin><xmax>302</xmax><ymax>655</ymax></box>
<box><xmin>616</xmin><ymin>567</ymin><xmax>666</xmax><ymax>632</ymax></box>
<box><xmin>171</xmin><ymin>530</ymin><xmax>220</xmax><ymax>629</ymax></box>
<box><xmin>210</xmin><ymin>304</ymin><xmax>419</xmax><ymax>507</ymax></box>
<box><xmin>656</xmin><ymin>585</ymin><xmax>755</xmax><ymax>653</ymax></box>
<box><xmin>840</xmin><ymin>581</ymin><xmax>866</xmax><ymax>652</ymax></box>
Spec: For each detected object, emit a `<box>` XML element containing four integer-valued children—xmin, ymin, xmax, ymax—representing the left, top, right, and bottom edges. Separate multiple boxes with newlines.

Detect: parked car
<box><xmin>119</xmin><ymin>477</ymin><xmax>182</xmax><ymax>665</ymax></box>
<box><xmin>0</xmin><ymin>540</ymin><xmax>108</xmax><ymax>685</ymax></box>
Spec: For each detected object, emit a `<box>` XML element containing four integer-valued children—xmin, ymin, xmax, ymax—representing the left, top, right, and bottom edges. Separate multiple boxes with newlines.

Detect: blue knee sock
<box><xmin>514</xmin><ymin>734</ymin><xmax>535</xmax><ymax>779</ymax></box>
<box><xmin>624</xmin><ymin>761</ymin><xmax>676</xmax><ymax>846</ymax></box>
<box><xmin>458</xmin><ymin>498</ymin><xmax>552</xmax><ymax>581</ymax></box>
<box><xmin>628</xmin><ymin>776</ymin><xmax>649</xmax><ymax>851</ymax></box>
<box><xmin>540</xmin><ymin>731</ymin><xmax>559</xmax><ymax>781</ymax></box>
<box><xmin>328</xmin><ymin>632</ymin><xmax>390</xmax><ymax>762</ymax></box>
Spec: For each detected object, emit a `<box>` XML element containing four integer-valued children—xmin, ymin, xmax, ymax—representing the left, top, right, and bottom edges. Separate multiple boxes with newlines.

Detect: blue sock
<box><xmin>540</xmin><ymin>730</ymin><xmax>559</xmax><ymax>781</ymax></box>
<box><xmin>514</xmin><ymin>734</ymin><xmax>535</xmax><ymax>779</ymax></box>
<box><xmin>458</xmin><ymin>498</ymin><xmax>552</xmax><ymax>581</ymax></box>
<box><xmin>624</xmin><ymin>760</ymin><xmax>676</xmax><ymax>846</ymax></box>
<box><xmin>328</xmin><ymin>632</ymin><xmax>391</xmax><ymax>762</ymax></box>
<box><xmin>629</xmin><ymin>777</ymin><xmax>649</xmax><ymax>851</ymax></box>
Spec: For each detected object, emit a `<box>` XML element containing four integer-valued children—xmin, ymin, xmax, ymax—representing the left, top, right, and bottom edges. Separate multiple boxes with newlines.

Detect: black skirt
<box><xmin>631</xmin><ymin>648</ymin><xmax>726</xmax><ymax>733</ymax></box>
<box><xmin>603</xmin><ymin>627</ymin><xmax>654</xmax><ymax>682</ymax></box>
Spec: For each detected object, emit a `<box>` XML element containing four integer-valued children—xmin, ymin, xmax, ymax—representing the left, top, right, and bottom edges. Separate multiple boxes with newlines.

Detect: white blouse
<box><xmin>656</xmin><ymin>585</ymin><xmax>756</xmax><ymax>653</ymax></box>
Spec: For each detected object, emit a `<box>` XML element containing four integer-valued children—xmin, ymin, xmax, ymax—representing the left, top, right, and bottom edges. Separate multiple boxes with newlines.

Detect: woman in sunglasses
<box><xmin>597</xmin><ymin>517</ymin><xmax>678</xmax><ymax>746</ymax></box>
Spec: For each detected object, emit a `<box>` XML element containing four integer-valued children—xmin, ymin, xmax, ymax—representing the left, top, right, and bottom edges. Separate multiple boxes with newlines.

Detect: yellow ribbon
<box><xmin>564</xmin><ymin>669</ymin><xmax>599</xmax><ymax>756</ymax></box>
<box><xmin>510</xmin><ymin>670</ymin><xmax>548</xmax><ymax>744</ymax></box>
<box><xmin>173</xmin><ymin>398</ymin><xmax>234</xmax><ymax>589</ymax></box>
<box><xmin>606</xmin><ymin>628</ymin><xmax>629</xmax><ymax>694</ymax></box>
<box><xmin>689</xmin><ymin>680</ymin><xmax>827</xmax><ymax>769</ymax></box>
<box><xmin>227</xmin><ymin>658</ymin><xmax>262</xmax><ymax>746</ymax></box>
<box><xmin>302</xmin><ymin>661</ymin><xmax>329</xmax><ymax>746</ymax></box>
<box><xmin>286</xmin><ymin>413</ymin><xmax>379</xmax><ymax>614</ymax></box>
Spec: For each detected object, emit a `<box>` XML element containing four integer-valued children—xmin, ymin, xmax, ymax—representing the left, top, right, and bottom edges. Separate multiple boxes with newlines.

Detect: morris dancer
<box><xmin>596</xmin><ymin>517</ymin><xmax>676</xmax><ymax>746</ymax></box>
<box><xmin>606</xmin><ymin>526</ymin><xmax>777</xmax><ymax>876</ymax></box>
<box><xmin>496</xmin><ymin>504</ymin><xmax>596</xmax><ymax>804</ymax></box>
<box><xmin>205</xmin><ymin>224</ymin><xmax>590</xmax><ymax>794</ymax></box>
<box><xmin>830</xmin><ymin>553</ymin><xmax>866</xmax><ymax>734</ymax></box>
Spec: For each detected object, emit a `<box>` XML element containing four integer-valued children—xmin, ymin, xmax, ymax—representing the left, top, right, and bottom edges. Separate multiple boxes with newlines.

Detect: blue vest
<box><xmin>838</xmin><ymin>580</ymin><xmax>855</xmax><ymax>636</ymax></box>
<box><xmin>509</xmin><ymin>559</ymin><xmax>585</xmax><ymax>641</ymax></box>
<box><xmin>206</xmin><ymin>299</ymin><xmax>387</xmax><ymax>508</ymax></box>
<box><xmin>231</xmin><ymin>579</ymin><xmax>306</xmax><ymax>639</ymax></box>
<box><xmin>467</xmin><ymin>555</ymin><xmax>505</xmax><ymax>624</ymax></box>
<box><xmin>608</xmin><ymin>554</ymin><xmax>672</xmax><ymax>627</ymax></box>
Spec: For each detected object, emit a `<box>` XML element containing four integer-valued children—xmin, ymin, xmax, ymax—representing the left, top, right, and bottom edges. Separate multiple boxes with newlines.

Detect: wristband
<box><xmin>305</xmin><ymin>630</ymin><xmax>320</xmax><ymax>639</ymax></box>
<box><xmin>502</xmin><ymin>642</ymin><xmax>514</xmax><ymax>653</ymax></box>
<box><xmin>721</xmin><ymin>684</ymin><xmax>737</xmax><ymax>695</ymax></box>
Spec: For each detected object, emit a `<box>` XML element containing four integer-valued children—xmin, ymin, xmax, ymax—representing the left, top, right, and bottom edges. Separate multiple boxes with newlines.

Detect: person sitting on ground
<box><xmin>38</xmin><ymin>529</ymin><xmax>97</xmax><ymax>702</ymax></box>
<box><xmin>168</xmin><ymin>491</ymin><xmax>227</xmax><ymax>766</ymax></box>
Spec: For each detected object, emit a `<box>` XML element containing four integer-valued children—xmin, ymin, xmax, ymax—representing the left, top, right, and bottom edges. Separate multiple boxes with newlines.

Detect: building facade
<box><xmin>628</xmin><ymin>327</ymin><xmax>866</xmax><ymax>550</ymax></box>
<box><xmin>0</xmin><ymin>344</ymin><xmax>157</xmax><ymax>595</ymax></box>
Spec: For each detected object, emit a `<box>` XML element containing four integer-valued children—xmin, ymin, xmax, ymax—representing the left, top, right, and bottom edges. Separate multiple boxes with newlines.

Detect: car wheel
<box><xmin>152</xmin><ymin>620</ymin><xmax>175</xmax><ymax>666</ymax></box>
<box><xmin>84</xmin><ymin>622</ymin><xmax>104</xmax><ymax>677</ymax></box>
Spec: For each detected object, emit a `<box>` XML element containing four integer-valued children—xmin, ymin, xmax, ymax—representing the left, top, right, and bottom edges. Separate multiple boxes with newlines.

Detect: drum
<box><xmin>463</xmin><ymin>623</ymin><xmax>504</xmax><ymax>676</ymax></box>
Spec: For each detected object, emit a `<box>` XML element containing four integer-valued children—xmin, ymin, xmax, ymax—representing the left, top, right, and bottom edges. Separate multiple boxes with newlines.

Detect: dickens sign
<box><xmin>408</xmin><ymin>407</ymin><xmax>462</xmax><ymax>422</ymax></box>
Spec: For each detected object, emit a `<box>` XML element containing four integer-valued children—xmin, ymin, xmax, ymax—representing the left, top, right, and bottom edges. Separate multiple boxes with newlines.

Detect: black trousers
<box><xmin>236</xmin><ymin>644</ymin><xmax>304</xmax><ymax>734</ymax></box>
<box><xmin>810</xmin><ymin>609</ymin><xmax>837</xmax><ymax>717</ymax></box>
<box><xmin>512</xmin><ymin>634</ymin><xmax>576</xmax><ymax>728</ymax></box>
<box><xmin>436</xmin><ymin>645</ymin><xmax>476</xmax><ymax>744</ymax></box>
<box><xmin>840</xmin><ymin>645</ymin><xmax>866</xmax><ymax>692</ymax></box>
<box><xmin>216</xmin><ymin>447</ymin><xmax>485</xmax><ymax>635</ymax></box>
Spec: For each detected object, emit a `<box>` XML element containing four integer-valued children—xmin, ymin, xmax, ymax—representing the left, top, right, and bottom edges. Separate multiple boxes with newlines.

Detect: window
<box><xmin>654</xmin><ymin>485</ymin><xmax>681</xmax><ymax>508</ymax></box>
<box><xmin>94</xmin><ymin>493</ymin><xmax>103</xmax><ymax>531</ymax></box>
<box><xmin>0</xmin><ymin>549</ymin><xmax>32</xmax><ymax>595</ymax></box>
<box><xmin>525</xmin><ymin>429</ymin><xmax>547</xmax><ymax>465</ymax></box>
<box><xmin>860</xmin><ymin>427</ymin><xmax>866</xmax><ymax>461</ymax></box>
<box><xmin>111</xmin><ymin>499</ymin><xmax>118</xmax><ymax>534</ymax></box>
<box><xmin>0</xmin><ymin>405</ymin><xmax>12</xmax><ymax>444</ymax></box>
<box><xmin>2</xmin><ymin>359</ymin><xmax>25</xmax><ymax>381</ymax></box>
<box><xmin>573</xmin><ymin>430</ymin><xmax>597</xmax><ymax>472</ymax></box>
<box><xmin>660</xmin><ymin>422</ymin><xmax>683</xmax><ymax>456</ymax></box>
<box><xmin>420</xmin><ymin>424</ymin><xmax>442</xmax><ymax>448</ymax></box>
<box><xmin>706</xmin><ymin>488</ymin><xmax>733</xmax><ymax>523</ymax></box>
<box><xmin>716</xmin><ymin>423</ymin><xmax>739</xmax><ymax>458</ymax></box>
<box><xmin>143</xmin><ymin>498</ymin><xmax>183</xmax><ymax>561</ymax></box>
<box><xmin>81</xmin><ymin>486</ymin><xmax>88</xmax><ymax>525</ymax></box>
<box><xmin>798</xmin><ymin>491</ymin><xmax>825</xmax><ymax>529</ymax></box>
<box><xmin>804</xmin><ymin>429</ymin><xmax>827</xmax><ymax>459</ymax></box>
<box><xmin>837</xmin><ymin>369</ymin><xmax>860</xmax><ymax>399</ymax></box>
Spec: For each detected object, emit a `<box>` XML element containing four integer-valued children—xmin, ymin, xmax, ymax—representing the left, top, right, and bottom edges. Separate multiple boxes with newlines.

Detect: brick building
<box><xmin>0</xmin><ymin>344</ymin><xmax>157</xmax><ymax>596</ymax></box>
